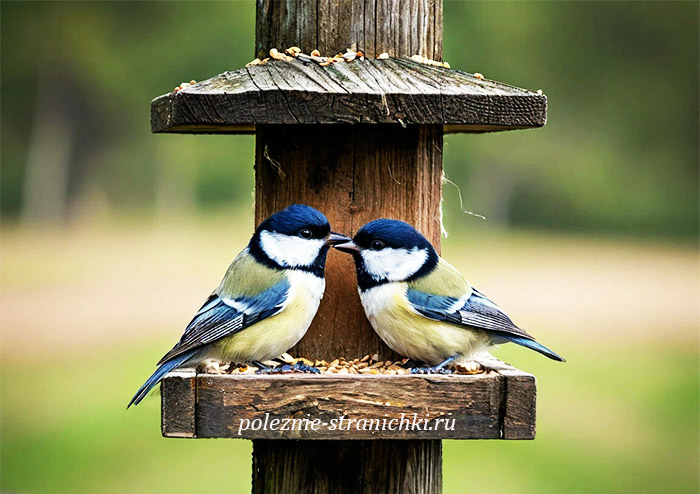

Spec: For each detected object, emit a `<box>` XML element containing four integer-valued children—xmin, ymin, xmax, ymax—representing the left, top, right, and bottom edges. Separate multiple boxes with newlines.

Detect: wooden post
<box><xmin>253</xmin><ymin>2</ymin><xmax>443</xmax><ymax>492</ymax></box>
<box><xmin>253</xmin><ymin>439</ymin><xmax>442</xmax><ymax>494</ymax></box>
<box><xmin>255</xmin><ymin>125</ymin><xmax>443</xmax><ymax>360</ymax></box>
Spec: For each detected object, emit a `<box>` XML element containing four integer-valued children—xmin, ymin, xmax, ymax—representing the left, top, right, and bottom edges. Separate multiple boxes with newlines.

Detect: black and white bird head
<box><xmin>249</xmin><ymin>204</ymin><xmax>349</xmax><ymax>276</ymax></box>
<box><xmin>334</xmin><ymin>219</ymin><xmax>438</xmax><ymax>290</ymax></box>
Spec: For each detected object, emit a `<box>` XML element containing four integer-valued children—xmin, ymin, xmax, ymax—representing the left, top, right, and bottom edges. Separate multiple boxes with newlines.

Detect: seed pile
<box><xmin>247</xmin><ymin>47</ymin><xmax>368</xmax><ymax>68</ymax></box>
<box><xmin>245</xmin><ymin>48</ymin><xmax>451</xmax><ymax>69</ymax></box>
<box><xmin>207</xmin><ymin>353</ymin><xmax>485</xmax><ymax>376</ymax></box>
<box><xmin>409</xmin><ymin>54</ymin><xmax>451</xmax><ymax>68</ymax></box>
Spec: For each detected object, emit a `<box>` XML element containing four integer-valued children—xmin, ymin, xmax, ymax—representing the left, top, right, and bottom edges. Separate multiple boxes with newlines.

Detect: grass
<box><xmin>1</xmin><ymin>214</ymin><xmax>698</xmax><ymax>493</ymax></box>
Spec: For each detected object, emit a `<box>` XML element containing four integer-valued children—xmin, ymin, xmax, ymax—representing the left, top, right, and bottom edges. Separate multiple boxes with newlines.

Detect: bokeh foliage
<box><xmin>2</xmin><ymin>1</ymin><xmax>698</xmax><ymax>235</ymax></box>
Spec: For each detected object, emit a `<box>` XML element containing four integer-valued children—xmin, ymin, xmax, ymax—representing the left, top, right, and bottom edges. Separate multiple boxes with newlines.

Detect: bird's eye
<box><xmin>370</xmin><ymin>240</ymin><xmax>385</xmax><ymax>251</ymax></box>
<box><xmin>299</xmin><ymin>229</ymin><xmax>313</xmax><ymax>239</ymax></box>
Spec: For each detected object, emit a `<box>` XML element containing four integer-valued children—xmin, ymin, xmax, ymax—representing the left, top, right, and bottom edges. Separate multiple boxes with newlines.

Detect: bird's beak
<box><xmin>333</xmin><ymin>240</ymin><xmax>360</xmax><ymax>254</ymax></box>
<box><xmin>325</xmin><ymin>232</ymin><xmax>352</xmax><ymax>246</ymax></box>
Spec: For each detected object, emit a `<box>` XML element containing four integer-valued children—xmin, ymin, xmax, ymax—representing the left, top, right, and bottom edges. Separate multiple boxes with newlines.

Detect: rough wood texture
<box><xmin>480</xmin><ymin>356</ymin><xmax>538</xmax><ymax>439</ymax></box>
<box><xmin>160</xmin><ymin>360</ymin><xmax>536</xmax><ymax>440</ymax></box>
<box><xmin>161</xmin><ymin>369</ymin><xmax>196</xmax><ymax>438</ymax></box>
<box><xmin>255</xmin><ymin>0</ymin><xmax>442</xmax><ymax>61</ymax></box>
<box><xmin>150</xmin><ymin>58</ymin><xmax>547</xmax><ymax>133</ymax></box>
<box><xmin>253</xmin><ymin>439</ymin><xmax>442</xmax><ymax>494</ymax></box>
<box><xmin>255</xmin><ymin>124</ymin><xmax>442</xmax><ymax>361</ymax></box>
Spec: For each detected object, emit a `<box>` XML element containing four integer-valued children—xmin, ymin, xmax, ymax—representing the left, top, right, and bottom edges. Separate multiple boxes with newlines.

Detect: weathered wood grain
<box><xmin>160</xmin><ymin>362</ymin><xmax>536</xmax><ymax>441</ymax></box>
<box><xmin>197</xmin><ymin>374</ymin><xmax>502</xmax><ymax>440</ymax></box>
<box><xmin>161</xmin><ymin>369</ymin><xmax>196</xmax><ymax>438</ymax></box>
<box><xmin>150</xmin><ymin>59</ymin><xmax>547</xmax><ymax>133</ymax></box>
<box><xmin>253</xmin><ymin>439</ymin><xmax>442</xmax><ymax>494</ymax></box>
<box><xmin>254</xmin><ymin>125</ymin><xmax>443</xmax><ymax>361</ymax></box>
<box><xmin>255</xmin><ymin>0</ymin><xmax>442</xmax><ymax>61</ymax></box>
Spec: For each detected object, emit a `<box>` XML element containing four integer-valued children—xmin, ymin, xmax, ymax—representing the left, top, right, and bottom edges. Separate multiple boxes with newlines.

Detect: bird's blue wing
<box><xmin>406</xmin><ymin>287</ymin><xmax>534</xmax><ymax>340</ymax></box>
<box><xmin>157</xmin><ymin>278</ymin><xmax>290</xmax><ymax>365</ymax></box>
<box><xmin>406</xmin><ymin>287</ymin><xmax>564</xmax><ymax>361</ymax></box>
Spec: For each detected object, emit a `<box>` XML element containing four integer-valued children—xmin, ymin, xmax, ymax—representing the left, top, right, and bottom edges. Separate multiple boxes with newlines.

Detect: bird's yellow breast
<box><xmin>211</xmin><ymin>271</ymin><xmax>324</xmax><ymax>363</ymax></box>
<box><xmin>360</xmin><ymin>283</ymin><xmax>489</xmax><ymax>364</ymax></box>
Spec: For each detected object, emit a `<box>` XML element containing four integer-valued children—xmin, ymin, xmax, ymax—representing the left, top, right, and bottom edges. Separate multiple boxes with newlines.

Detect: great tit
<box><xmin>334</xmin><ymin>219</ymin><xmax>564</xmax><ymax>373</ymax></box>
<box><xmin>129</xmin><ymin>204</ymin><xmax>349</xmax><ymax>406</ymax></box>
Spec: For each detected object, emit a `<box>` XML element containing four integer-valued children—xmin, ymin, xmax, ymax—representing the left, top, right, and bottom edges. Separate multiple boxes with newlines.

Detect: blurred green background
<box><xmin>1</xmin><ymin>1</ymin><xmax>698</xmax><ymax>493</ymax></box>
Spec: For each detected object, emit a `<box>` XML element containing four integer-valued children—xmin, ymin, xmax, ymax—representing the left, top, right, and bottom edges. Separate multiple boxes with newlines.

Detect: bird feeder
<box><xmin>153</xmin><ymin>1</ymin><xmax>546</xmax><ymax>492</ymax></box>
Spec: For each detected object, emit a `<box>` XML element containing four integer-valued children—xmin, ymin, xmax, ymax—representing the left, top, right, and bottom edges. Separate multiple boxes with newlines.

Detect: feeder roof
<box><xmin>151</xmin><ymin>58</ymin><xmax>546</xmax><ymax>134</ymax></box>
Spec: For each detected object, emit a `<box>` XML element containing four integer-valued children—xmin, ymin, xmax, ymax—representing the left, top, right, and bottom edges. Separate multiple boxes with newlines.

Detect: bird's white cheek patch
<box><xmin>361</xmin><ymin>247</ymin><xmax>428</xmax><ymax>282</ymax></box>
<box><xmin>260</xmin><ymin>232</ymin><xmax>324</xmax><ymax>268</ymax></box>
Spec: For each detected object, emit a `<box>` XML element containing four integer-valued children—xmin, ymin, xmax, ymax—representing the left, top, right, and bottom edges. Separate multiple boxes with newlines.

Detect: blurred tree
<box><xmin>442</xmin><ymin>1</ymin><xmax>699</xmax><ymax>236</ymax></box>
<box><xmin>1</xmin><ymin>1</ymin><xmax>697</xmax><ymax>236</ymax></box>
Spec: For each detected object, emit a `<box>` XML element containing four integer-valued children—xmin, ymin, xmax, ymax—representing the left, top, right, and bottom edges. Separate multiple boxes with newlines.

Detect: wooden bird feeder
<box><xmin>153</xmin><ymin>1</ymin><xmax>546</xmax><ymax>493</ymax></box>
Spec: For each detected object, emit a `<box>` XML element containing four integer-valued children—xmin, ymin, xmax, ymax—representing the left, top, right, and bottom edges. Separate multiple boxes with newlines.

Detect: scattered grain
<box><xmin>207</xmin><ymin>354</ymin><xmax>488</xmax><ymax>376</ymax></box>
<box><xmin>410</xmin><ymin>54</ymin><xmax>451</xmax><ymax>68</ymax></box>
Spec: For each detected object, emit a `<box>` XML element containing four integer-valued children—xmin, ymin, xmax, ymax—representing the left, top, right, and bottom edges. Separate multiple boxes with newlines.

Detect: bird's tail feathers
<box><xmin>128</xmin><ymin>351</ymin><xmax>195</xmax><ymax>408</ymax></box>
<box><xmin>501</xmin><ymin>335</ymin><xmax>565</xmax><ymax>362</ymax></box>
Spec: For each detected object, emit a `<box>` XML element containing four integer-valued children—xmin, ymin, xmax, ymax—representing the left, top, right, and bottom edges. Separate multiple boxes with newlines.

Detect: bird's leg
<box><xmin>410</xmin><ymin>356</ymin><xmax>456</xmax><ymax>375</ymax></box>
<box><xmin>254</xmin><ymin>359</ymin><xmax>321</xmax><ymax>375</ymax></box>
<box><xmin>254</xmin><ymin>361</ymin><xmax>296</xmax><ymax>374</ymax></box>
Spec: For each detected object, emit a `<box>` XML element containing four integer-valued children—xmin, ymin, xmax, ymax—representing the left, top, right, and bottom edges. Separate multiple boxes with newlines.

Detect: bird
<box><xmin>333</xmin><ymin>219</ymin><xmax>564</xmax><ymax>373</ymax></box>
<box><xmin>128</xmin><ymin>204</ymin><xmax>350</xmax><ymax>407</ymax></box>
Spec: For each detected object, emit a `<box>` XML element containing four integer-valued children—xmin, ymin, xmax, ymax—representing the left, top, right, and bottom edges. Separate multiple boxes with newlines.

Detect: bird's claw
<box><xmin>255</xmin><ymin>362</ymin><xmax>321</xmax><ymax>374</ymax></box>
<box><xmin>409</xmin><ymin>356</ymin><xmax>456</xmax><ymax>375</ymax></box>
<box><xmin>410</xmin><ymin>365</ymin><xmax>453</xmax><ymax>375</ymax></box>
<box><xmin>292</xmin><ymin>362</ymin><xmax>321</xmax><ymax>374</ymax></box>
